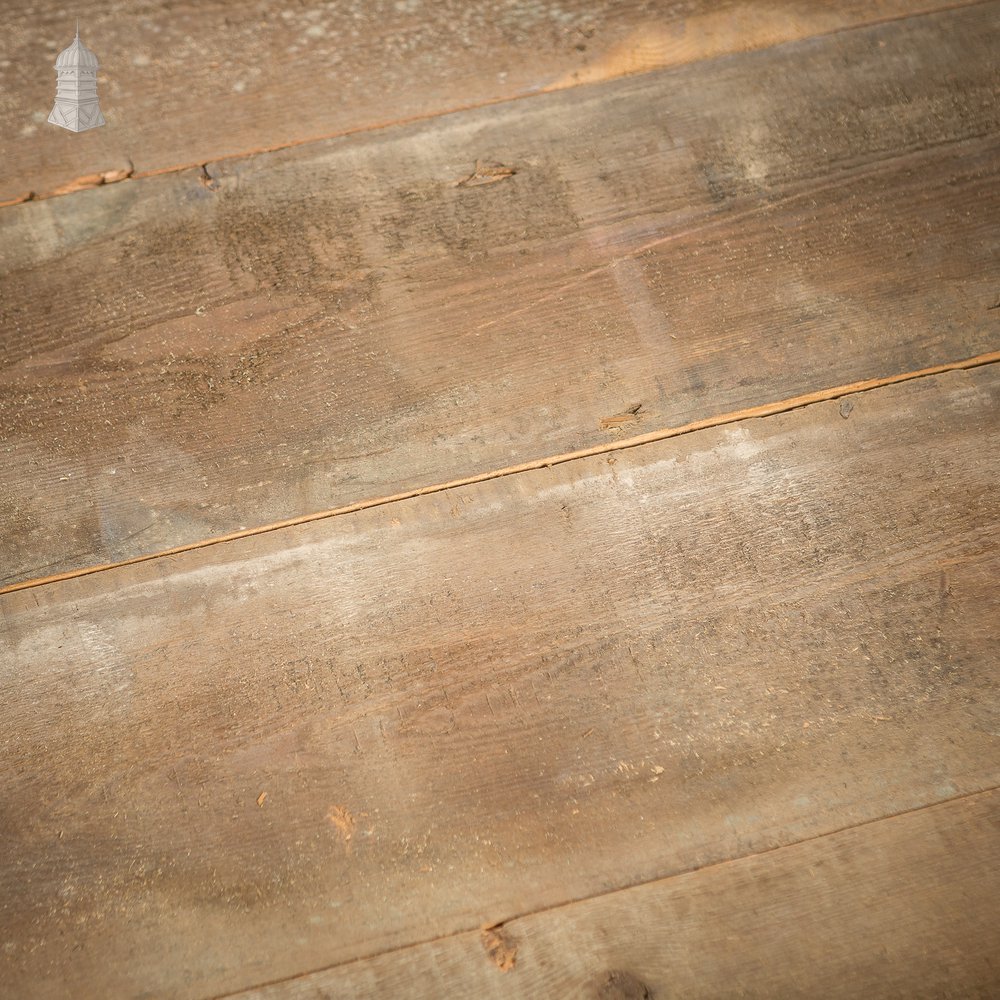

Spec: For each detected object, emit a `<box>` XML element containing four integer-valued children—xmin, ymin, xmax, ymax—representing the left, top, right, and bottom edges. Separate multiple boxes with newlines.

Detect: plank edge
<box><xmin>217</xmin><ymin>784</ymin><xmax>1000</xmax><ymax>999</ymax></box>
<box><xmin>5</xmin><ymin>350</ymin><xmax>999</xmax><ymax>598</ymax></box>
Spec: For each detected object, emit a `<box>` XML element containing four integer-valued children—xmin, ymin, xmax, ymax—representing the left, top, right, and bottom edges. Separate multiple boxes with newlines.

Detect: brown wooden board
<box><xmin>2</xmin><ymin>365</ymin><xmax>998</xmax><ymax>998</ymax></box>
<box><xmin>2</xmin><ymin>5</ymin><xmax>999</xmax><ymax>587</ymax></box>
<box><xmin>238</xmin><ymin>789</ymin><xmax>1000</xmax><ymax>999</ymax></box>
<box><xmin>0</xmin><ymin>0</ymin><xmax>974</xmax><ymax>206</ymax></box>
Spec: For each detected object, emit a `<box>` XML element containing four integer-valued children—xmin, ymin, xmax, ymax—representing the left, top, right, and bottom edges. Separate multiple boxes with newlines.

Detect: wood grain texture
<box><xmin>239</xmin><ymin>789</ymin><xmax>1000</xmax><ymax>999</ymax></box>
<box><xmin>0</xmin><ymin>0</ymin><xmax>973</xmax><ymax>205</ymax></box>
<box><xmin>2</xmin><ymin>365</ymin><xmax>998</xmax><ymax>998</ymax></box>
<box><xmin>2</xmin><ymin>4</ymin><xmax>999</xmax><ymax>586</ymax></box>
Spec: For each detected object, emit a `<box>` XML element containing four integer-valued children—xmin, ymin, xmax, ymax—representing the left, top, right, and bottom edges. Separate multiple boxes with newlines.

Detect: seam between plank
<box><xmin>3</xmin><ymin>349</ymin><xmax>998</xmax><ymax>597</ymax></box>
<box><xmin>211</xmin><ymin>783</ymin><xmax>1000</xmax><ymax>998</ymax></box>
<box><xmin>0</xmin><ymin>0</ymin><xmax>989</xmax><ymax>209</ymax></box>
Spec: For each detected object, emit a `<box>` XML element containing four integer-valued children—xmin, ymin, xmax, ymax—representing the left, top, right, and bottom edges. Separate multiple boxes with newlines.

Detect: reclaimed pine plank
<box><xmin>0</xmin><ymin>0</ymin><xmax>974</xmax><ymax>205</ymax></box>
<box><xmin>2</xmin><ymin>5</ymin><xmax>998</xmax><ymax>586</ymax></box>
<box><xmin>238</xmin><ymin>789</ymin><xmax>1000</xmax><ymax>999</ymax></box>
<box><xmin>1</xmin><ymin>364</ymin><xmax>998</xmax><ymax>998</ymax></box>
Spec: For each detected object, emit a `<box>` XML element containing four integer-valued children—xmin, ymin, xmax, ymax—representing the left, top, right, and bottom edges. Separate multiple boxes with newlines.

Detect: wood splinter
<box><xmin>457</xmin><ymin>159</ymin><xmax>517</xmax><ymax>187</ymax></box>
<box><xmin>600</xmin><ymin>403</ymin><xmax>644</xmax><ymax>431</ymax></box>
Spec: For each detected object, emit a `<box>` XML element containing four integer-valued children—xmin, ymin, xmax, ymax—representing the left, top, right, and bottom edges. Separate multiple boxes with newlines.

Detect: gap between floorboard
<box><xmin>4</xmin><ymin>349</ymin><xmax>998</xmax><ymax>598</ymax></box>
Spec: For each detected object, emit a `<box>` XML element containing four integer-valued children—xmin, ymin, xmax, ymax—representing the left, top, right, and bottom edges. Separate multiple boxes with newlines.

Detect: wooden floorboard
<box><xmin>0</xmin><ymin>1</ymin><xmax>974</xmax><ymax>205</ymax></box>
<box><xmin>236</xmin><ymin>789</ymin><xmax>1000</xmax><ymax>999</ymax></box>
<box><xmin>2</xmin><ymin>365</ymin><xmax>998</xmax><ymax>999</ymax></box>
<box><xmin>2</xmin><ymin>4</ymin><xmax>998</xmax><ymax>586</ymax></box>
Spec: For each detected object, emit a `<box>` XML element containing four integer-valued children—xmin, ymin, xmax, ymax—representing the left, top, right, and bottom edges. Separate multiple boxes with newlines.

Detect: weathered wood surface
<box><xmin>2</xmin><ymin>366</ymin><xmax>998</xmax><ymax>999</ymax></box>
<box><xmin>240</xmin><ymin>789</ymin><xmax>1000</xmax><ymax>999</ymax></box>
<box><xmin>0</xmin><ymin>0</ymin><xmax>971</xmax><ymax>206</ymax></box>
<box><xmin>2</xmin><ymin>5</ymin><xmax>999</xmax><ymax>587</ymax></box>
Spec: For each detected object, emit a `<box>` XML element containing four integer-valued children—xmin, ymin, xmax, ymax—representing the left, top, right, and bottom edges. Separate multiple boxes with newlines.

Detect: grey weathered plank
<box><xmin>1</xmin><ymin>364</ymin><xmax>998</xmax><ymax>998</ymax></box>
<box><xmin>2</xmin><ymin>4</ymin><xmax>998</xmax><ymax>587</ymax></box>
<box><xmin>0</xmin><ymin>0</ymin><xmax>972</xmax><ymax>205</ymax></box>
<box><xmin>238</xmin><ymin>789</ymin><xmax>1000</xmax><ymax>999</ymax></box>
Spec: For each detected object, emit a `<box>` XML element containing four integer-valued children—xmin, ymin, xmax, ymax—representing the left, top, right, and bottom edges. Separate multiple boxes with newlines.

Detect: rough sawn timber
<box><xmin>1</xmin><ymin>365</ymin><xmax>998</xmax><ymax>998</ymax></box>
<box><xmin>2</xmin><ymin>4</ymin><xmax>998</xmax><ymax>585</ymax></box>
<box><xmin>0</xmin><ymin>0</ymin><xmax>977</xmax><ymax>205</ymax></box>
<box><xmin>238</xmin><ymin>789</ymin><xmax>1000</xmax><ymax>999</ymax></box>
